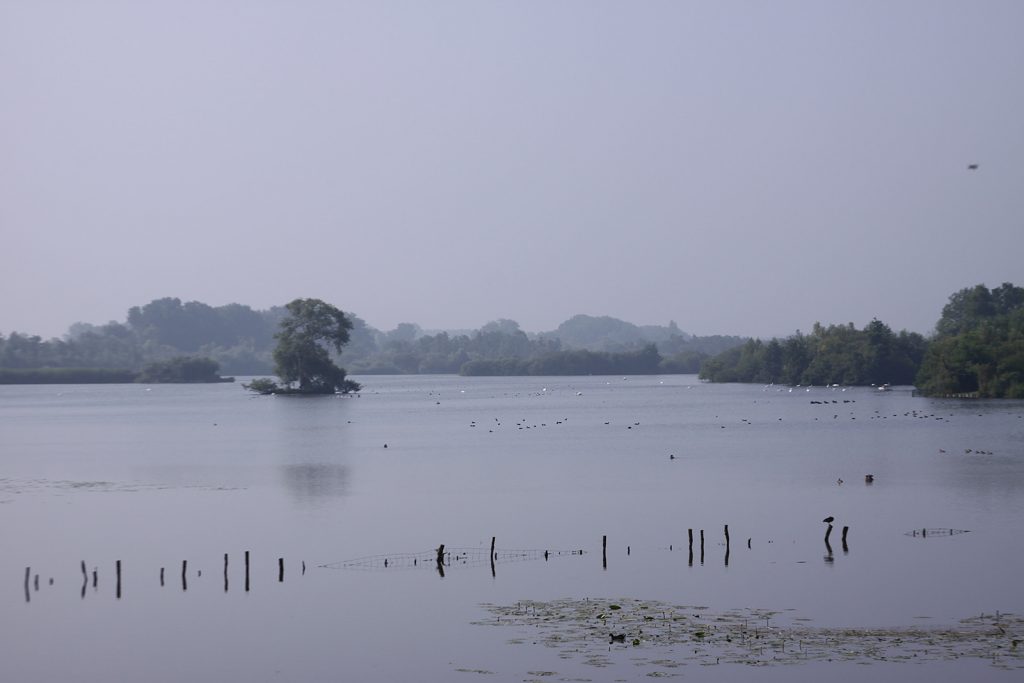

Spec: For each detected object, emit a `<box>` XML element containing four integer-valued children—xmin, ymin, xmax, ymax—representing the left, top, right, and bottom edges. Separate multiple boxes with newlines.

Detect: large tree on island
<box><xmin>245</xmin><ymin>298</ymin><xmax>361</xmax><ymax>394</ymax></box>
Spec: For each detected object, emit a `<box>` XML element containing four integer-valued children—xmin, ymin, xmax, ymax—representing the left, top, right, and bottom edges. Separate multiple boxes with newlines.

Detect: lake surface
<box><xmin>2</xmin><ymin>375</ymin><xmax>1022</xmax><ymax>681</ymax></box>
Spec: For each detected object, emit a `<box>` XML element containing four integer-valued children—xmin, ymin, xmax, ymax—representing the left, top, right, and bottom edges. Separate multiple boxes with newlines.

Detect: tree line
<box><xmin>0</xmin><ymin>357</ymin><xmax>231</xmax><ymax>385</ymax></box>
<box><xmin>0</xmin><ymin>300</ymin><xmax>741</xmax><ymax>378</ymax></box>
<box><xmin>698</xmin><ymin>282</ymin><xmax>1023</xmax><ymax>398</ymax></box>
<box><xmin>4</xmin><ymin>284</ymin><xmax>1018</xmax><ymax>394</ymax></box>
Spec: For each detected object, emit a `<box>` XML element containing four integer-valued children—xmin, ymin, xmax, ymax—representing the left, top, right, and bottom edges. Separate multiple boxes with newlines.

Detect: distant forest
<box><xmin>3</xmin><ymin>284</ymin><xmax>1020</xmax><ymax>396</ymax></box>
<box><xmin>0</xmin><ymin>301</ymin><xmax>745</xmax><ymax>379</ymax></box>
<box><xmin>699</xmin><ymin>283</ymin><xmax>1024</xmax><ymax>398</ymax></box>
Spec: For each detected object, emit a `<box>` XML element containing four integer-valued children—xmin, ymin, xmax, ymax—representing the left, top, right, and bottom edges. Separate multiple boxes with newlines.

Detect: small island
<box><xmin>243</xmin><ymin>298</ymin><xmax>360</xmax><ymax>395</ymax></box>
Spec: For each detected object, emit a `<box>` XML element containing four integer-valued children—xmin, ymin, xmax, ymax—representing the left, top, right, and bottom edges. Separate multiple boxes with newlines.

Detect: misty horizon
<box><xmin>3</xmin><ymin>2</ymin><xmax>1021</xmax><ymax>343</ymax></box>
<box><xmin>0</xmin><ymin>292</ymin><xmax>954</xmax><ymax>343</ymax></box>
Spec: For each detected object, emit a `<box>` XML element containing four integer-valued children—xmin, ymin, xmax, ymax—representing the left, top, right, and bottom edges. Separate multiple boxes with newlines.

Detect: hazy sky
<box><xmin>2</xmin><ymin>1</ymin><xmax>1022</xmax><ymax>340</ymax></box>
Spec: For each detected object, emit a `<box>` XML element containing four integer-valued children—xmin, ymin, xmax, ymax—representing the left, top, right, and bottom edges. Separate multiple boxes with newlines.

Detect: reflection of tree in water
<box><xmin>281</xmin><ymin>463</ymin><xmax>350</xmax><ymax>501</ymax></box>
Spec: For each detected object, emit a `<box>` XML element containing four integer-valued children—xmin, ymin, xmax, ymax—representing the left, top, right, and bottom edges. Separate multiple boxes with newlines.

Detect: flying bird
<box><xmin>822</xmin><ymin>516</ymin><xmax>835</xmax><ymax>524</ymax></box>
<box><xmin>967</xmin><ymin>164</ymin><xmax>979</xmax><ymax>170</ymax></box>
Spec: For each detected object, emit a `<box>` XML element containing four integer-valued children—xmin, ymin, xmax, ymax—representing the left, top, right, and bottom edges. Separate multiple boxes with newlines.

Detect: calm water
<box><xmin>2</xmin><ymin>375</ymin><xmax>1022</xmax><ymax>681</ymax></box>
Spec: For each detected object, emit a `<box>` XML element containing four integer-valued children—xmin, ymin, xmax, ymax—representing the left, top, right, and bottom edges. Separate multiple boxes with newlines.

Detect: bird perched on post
<box><xmin>823</xmin><ymin>516</ymin><xmax>835</xmax><ymax>524</ymax></box>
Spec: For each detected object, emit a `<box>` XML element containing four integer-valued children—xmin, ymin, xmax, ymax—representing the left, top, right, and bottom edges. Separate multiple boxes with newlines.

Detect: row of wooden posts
<box><xmin>431</xmin><ymin>524</ymin><xmax>852</xmax><ymax>578</ymax></box>
<box><xmin>26</xmin><ymin>526</ymin><xmax>852</xmax><ymax>599</ymax></box>
<box><xmin>23</xmin><ymin>551</ymin><xmax>307</xmax><ymax>602</ymax></box>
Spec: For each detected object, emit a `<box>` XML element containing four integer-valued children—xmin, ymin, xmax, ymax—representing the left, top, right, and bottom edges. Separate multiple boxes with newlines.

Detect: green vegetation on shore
<box><xmin>698</xmin><ymin>282</ymin><xmax>1023</xmax><ymax>397</ymax></box>
<box><xmin>0</xmin><ymin>368</ymin><xmax>138</xmax><ymax>385</ymax></box>
<box><xmin>4</xmin><ymin>283</ymin><xmax>1020</xmax><ymax>393</ymax></box>
<box><xmin>1</xmin><ymin>302</ymin><xmax>742</xmax><ymax>379</ymax></box>
<box><xmin>461</xmin><ymin>344</ymin><xmax>663</xmax><ymax>376</ymax></box>
<box><xmin>915</xmin><ymin>283</ymin><xmax>1024</xmax><ymax>398</ymax></box>
<box><xmin>0</xmin><ymin>357</ymin><xmax>231</xmax><ymax>385</ymax></box>
<box><xmin>698</xmin><ymin>320</ymin><xmax>926</xmax><ymax>386</ymax></box>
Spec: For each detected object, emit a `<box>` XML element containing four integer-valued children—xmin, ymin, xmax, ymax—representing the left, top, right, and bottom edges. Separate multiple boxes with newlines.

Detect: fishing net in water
<box><xmin>322</xmin><ymin>547</ymin><xmax>585</xmax><ymax>571</ymax></box>
<box><xmin>904</xmin><ymin>528</ymin><xmax>970</xmax><ymax>538</ymax></box>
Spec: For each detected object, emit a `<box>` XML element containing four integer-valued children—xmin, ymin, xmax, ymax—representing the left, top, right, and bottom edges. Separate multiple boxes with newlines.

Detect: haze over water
<box><xmin>3</xmin><ymin>2</ymin><xmax>1023</xmax><ymax>339</ymax></box>
<box><xmin>2</xmin><ymin>376</ymin><xmax>1022</xmax><ymax>681</ymax></box>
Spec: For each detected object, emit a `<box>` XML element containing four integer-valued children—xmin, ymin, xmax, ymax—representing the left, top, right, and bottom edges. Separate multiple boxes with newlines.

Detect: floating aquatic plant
<box><xmin>472</xmin><ymin>598</ymin><xmax>1023</xmax><ymax>676</ymax></box>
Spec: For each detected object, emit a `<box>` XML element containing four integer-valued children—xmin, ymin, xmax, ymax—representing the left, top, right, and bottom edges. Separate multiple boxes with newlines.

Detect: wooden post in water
<box><xmin>24</xmin><ymin>567</ymin><xmax>30</xmax><ymax>603</ymax></box>
<box><xmin>92</xmin><ymin>569</ymin><xmax>97</xmax><ymax>589</ymax></box>
<box><xmin>278</xmin><ymin>558</ymin><xmax>284</xmax><ymax>582</ymax></box>
<box><xmin>841</xmin><ymin>526</ymin><xmax>849</xmax><ymax>553</ymax></box>
<box><xmin>700</xmin><ymin>529</ymin><xmax>705</xmax><ymax>565</ymax></box>
<box><xmin>436</xmin><ymin>544</ymin><xmax>446</xmax><ymax>578</ymax></box>
<box><xmin>224</xmin><ymin>554</ymin><xmax>229</xmax><ymax>593</ymax></box>
<box><xmin>160</xmin><ymin>567</ymin><xmax>165</xmax><ymax>587</ymax></box>
<box><xmin>602</xmin><ymin>535</ymin><xmax>607</xmax><ymax>569</ymax></box>
<box><xmin>81</xmin><ymin>561</ymin><xmax>87</xmax><ymax>582</ymax></box>
<box><xmin>688</xmin><ymin>529</ymin><xmax>694</xmax><ymax>566</ymax></box>
<box><xmin>245</xmin><ymin>551</ymin><xmax>250</xmax><ymax>592</ymax></box>
<box><xmin>824</xmin><ymin>524</ymin><xmax>834</xmax><ymax>557</ymax></box>
<box><xmin>116</xmin><ymin>560</ymin><xmax>121</xmax><ymax>600</ymax></box>
<box><xmin>490</xmin><ymin>537</ymin><xmax>496</xmax><ymax>561</ymax></box>
<box><xmin>182</xmin><ymin>560</ymin><xmax>188</xmax><ymax>591</ymax></box>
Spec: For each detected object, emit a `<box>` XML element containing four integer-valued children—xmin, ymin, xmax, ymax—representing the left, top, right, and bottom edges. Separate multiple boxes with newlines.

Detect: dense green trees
<box><xmin>915</xmin><ymin>283</ymin><xmax>1024</xmax><ymax>398</ymax></box>
<box><xmin>461</xmin><ymin>344</ymin><xmax>664</xmax><ymax>376</ymax></box>
<box><xmin>7</xmin><ymin>286</ymin><xmax>1020</xmax><ymax>390</ymax></box>
<box><xmin>2</xmin><ymin>302</ymin><xmax>745</xmax><ymax>379</ymax></box>
<box><xmin>246</xmin><ymin>299</ymin><xmax>361</xmax><ymax>395</ymax></box>
<box><xmin>136</xmin><ymin>357</ymin><xmax>231</xmax><ymax>383</ymax></box>
<box><xmin>699</xmin><ymin>321</ymin><xmax>926</xmax><ymax>386</ymax></box>
<box><xmin>127</xmin><ymin>297</ymin><xmax>277</xmax><ymax>352</ymax></box>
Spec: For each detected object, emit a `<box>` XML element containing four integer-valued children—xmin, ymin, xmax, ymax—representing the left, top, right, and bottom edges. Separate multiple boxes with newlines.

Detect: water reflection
<box><xmin>280</xmin><ymin>463</ymin><xmax>350</xmax><ymax>501</ymax></box>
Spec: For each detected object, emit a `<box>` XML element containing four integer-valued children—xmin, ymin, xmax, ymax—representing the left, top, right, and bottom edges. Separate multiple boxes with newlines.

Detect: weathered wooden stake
<box><xmin>842</xmin><ymin>526</ymin><xmax>849</xmax><ymax>552</ymax></box>
<box><xmin>436</xmin><ymin>544</ymin><xmax>445</xmax><ymax>566</ymax></box>
<box><xmin>116</xmin><ymin>560</ymin><xmax>121</xmax><ymax>599</ymax></box>
<box><xmin>92</xmin><ymin>569</ymin><xmax>97</xmax><ymax>588</ymax></box>
<box><xmin>224</xmin><ymin>554</ymin><xmax>229</xmax><ymax>593</ymax></box>
<box><xmin>278</xmin><ymin>558</ymin><xmax>284</xmax><ymax>582</ymax></box>
<box><xmin>24</xmin><ymin>567</ymin><xmax>30</xmax><ymax>603</ymax></box>
<box><xmin>302</xmin><ymin>561</ymin><xmax>306</xmax><ymax>575</ymax></box>
<box><xmin>160</xmin><ymin>567</ymin><xmax>165</xmax><ymax>586</ymax></box>
<box><xmin>245</xmin><ymin>551</ymin><xmax>250</xmax><ymax>592</ymax></box>
<box><xmin>700</xmin><ymin>529</ymin><xmax>705</xmax><ymax>564</ymax></box>
<box><xmin>602</xmin><ymin>535</ymin><xmax>607</xmax><ymax>569</ymax></box>
<box><xmin>182</xmin><ymin>560</ymin><xmax>188</xmax><ymax>591</ymax></box>
<box><xmin>81</xmin><ymin>560</ymin><xmax>87</xmax><ymax>581</ymax></box>
<box><xmin>490</xmin><ymin>536</ymin><xmax>496</xmax><ymax>561</ymax></box>
<box><xmin>724</xmin><ymin>524</ymin><xmax>730</xmax><ymax>547</ymax></box>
